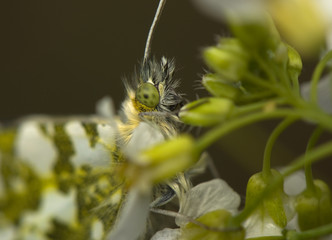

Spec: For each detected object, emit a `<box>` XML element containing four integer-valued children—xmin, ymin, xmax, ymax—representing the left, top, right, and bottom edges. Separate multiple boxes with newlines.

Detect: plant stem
<box><xmin>304</xmin><ymin>127</ymin><xmax>323</xmax><ymax>193</ymax></box>
<box><xmin>273</xmin><ymin>61</ymin><xmax>292</xmax><ymax>93</ymax></box>
<box><xmin>310</xmin><ymin>50</ymin><xmax>332</xmax><ymax>105</ymax></box>
<box><xmin>262</xmin><ymin>117</ymin><xmax>298</xmax><ymax>179</ymax></box>
<box><xmin>194</xmin><ymin>109</ymin><xmax>300</xmax><ymax>156</ymax></box>
<box><xmin>253</xmin><ymin>52</ymin><xmax>277</xmax><ymax>83</ymax></box>
<box><xmin>232</xmin><ymin>98</ymin><xmax>285</xmax><ymax>117</ymax></box>
<box><xmin>290</xmin><ymin>73</ymin><xmax>300</xmax><ymax>97</ymax></box>
<box><xmin>294</xmin><ymin>107</ymin><xmax>332</xmax><ymax>133</ymax></box>
<box><xmin>287</xmin><ymin>222</ymin><xmax>332</xmax><ymax>240</ymax></box>
<box><xmin>244</xmin><ymin>72</ymin><xmax>278</xmax><ymax>91</ymax></box>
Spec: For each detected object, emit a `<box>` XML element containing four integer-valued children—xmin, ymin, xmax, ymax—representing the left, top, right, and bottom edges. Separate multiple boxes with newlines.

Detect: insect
<box><xmin>0</xmin><ymin>0</ymin><xmax>187</xmax><ymax>239</ymax></box>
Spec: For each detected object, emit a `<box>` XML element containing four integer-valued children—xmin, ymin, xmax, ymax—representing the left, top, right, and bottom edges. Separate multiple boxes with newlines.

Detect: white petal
<box><xmin>95</xmin><ymin>96</ymin><xmax>115</xmax><ymax>118</ymax></box>
<box><xmin>91</xmin><ymin>219</ymin><xmax>104</xmax><ymax>240</ymax></box>
<box><xmin>65</xmin><ymin>122</ymin><xmax>112</xmax><ymax>167</ymax></box>
<box><xmin>19</xmin><ymin>188</ymin><xmax>77</xmax><ymax>238</ymax></box>
<box><xmin>42</xmin><ymin>188</ymin><xmax>77</xmax><ymax>225</ymax></box>
<box><xmin>15</xmin><ymin>121</ymin><xmax>57</xmax><ymax>177</ymax></box>
<box><xmin>125</xmin><ymin>122</ymin><xmax>165</xmax><ymax>162</ymax></box>
<box><xmin>322</xmin><ymin>234</ymin><xmax>332</xmax><ymax>240</ymax></box>
<box><xmin>283</xmin><ymin>170</ymin><xmax>306</xmax><ymax>196</ymax></box>
<box><xmin>190</xmin><ymin>0</ymin><xmax>264</xmax><ymax>22</ymax></box>
<box><xmin>317</xmin><ymin>0</ymin><xmax>332</xmax><ymax>24</ymax></box>
<box><xmin>150</xmin><ymin>228</ymin><xmax>181</xmax><ymax>240</ymax></box>
<box><xmin>176</xmin><ymin>178</ymin><xmax>240</xmax><ymax>227</ymax></box>
<box><xmin>106</xmin><ymin>186</ymin><xmax>151</xmax><ymax>240</ymax></box>
<box><xmin>326</xmin><ymin>29</ymin><xmax>332</xmax><ymax>51</ymax></box>
<box><xmin>0</xmin><ymin>225</ymin><xmax>15</xmax><ymax>240</ymax></box>
<box><xmin>318</xmin><ymin>0</ymin><xmax>332</xmax><ymax>51</ymax></box>
<box><xmin>244</xmin><ymin>212</ymin><xmax>283</xmax><ymax>238</ymax></box>
<box><xmin>301</xmin><ymin>75</ymin><xmax>332</xmax><ymax>114</ymax></box>
<box><xmin>286</xmin><ymin>214</ymin><xmax>300</xmax><ymax>231</ymax></box>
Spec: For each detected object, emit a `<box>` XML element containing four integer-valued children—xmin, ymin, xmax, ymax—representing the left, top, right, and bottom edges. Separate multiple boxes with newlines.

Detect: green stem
<box><xmin>287</xmin><ymin>223</ymin><xmax>332</xmax><ymax>240</ymax></box>
<box><xmin>228</xmin><ymin>141</ymin><xmax>332</xmax><ymax>228</ymax></box>
<box><xmin>247</xmin><ymin>237</ymin><xmax>285</xmax><ymax>240</ymax></box>
<box><xmin>244</xmin><ymin>72</ymin><xmax>278</xmax><ymax>91</ymax></box>
<box><xmin>262</xmin><ymin>117</ymin><xmax>298</xmax><ymax>179</ymax></box>
<box><xmin>194</xmin><ymin>109</ymin><xmax>301</xmax><ymax>156</ymax></box>
<box><xmin>273</xmin><ymin>61</ymin><xmax>292</xmax><ymax>92</ymax></box>
<box><xmin>290</xmin><ymin>72</ymin><xmax>300</xmax><ymax>97</ymax></box>
<box><xmin>294</xmin><ymin>107</ymin><xmax>332</xmax><ymax>133</ymax></box>
<box><xmin>304</xmin><ymin>127</ymin><xmax>323</xmax><ymax>193</ymax></box>
<box><xmin>310</xmin><ymin>50</ymin><xmax>332</xmax><ymax>104</ymax></box>
<box><xmin>232</xmin><ymin>98</ymin><xmax>286</xmax><ymax>117</ymax></box>
<box><xmin>194</xmin><ymin>106</ymin><xmax>332</xmax><ymax>158</ymax></box>
<box><xmin>253</xmin><ymin>52</ymin><xmax>277</xmax><ymax>83</ymax></box>
<box><xmin>237</xmin><ymin>91</ymin><xmax>275</xmax><ymax>103</ymax></box>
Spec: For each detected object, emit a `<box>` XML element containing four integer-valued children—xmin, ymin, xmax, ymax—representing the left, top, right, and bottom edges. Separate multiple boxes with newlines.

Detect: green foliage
<box><xmin>176</xmin><ymin>6</ymin><xmax>332</xmax><ymax>240</ymax></box>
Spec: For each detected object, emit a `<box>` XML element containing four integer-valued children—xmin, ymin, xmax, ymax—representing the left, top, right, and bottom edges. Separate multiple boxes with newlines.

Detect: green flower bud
<box><xmin>202</xmin><ymin>74</ymin><xmax>241</xmax><ymax>100</ymax></box>
<box><xmin>286</xmin><ymin>44</ymin><xmax>302</xmax><ymax>79</ymax></box>
<box><xmin>229</xmin><ymin>14</ymin><xmax>281</xmax><ymax>53</ymax></box>
<box><xmin>274</xmin><ymin>42</ymin><xmax>289</xmax><ymax>64</ymax></box>
<box><xmin>246</xmin><ymin>170</ymin><xmax>289</xmax><ymax>229</ymax></box>
<box><xmin>295</xmin><ymin>179</ymin><xmax>332</xmax><ymax>231</ymax></box>
<box><xmin>203</xmin><ymin>38</ymin><xmax>249</xmax><ymax>82</ymax></box>
<box><xmin>179</xmin><ymin>98</ymin><xmax>234</xmax><ymax>127</ymax></box>
<box><xmin>180</xmin><ymin>209</ymin><xmax>245</xmax><ymax>240</ymax></box>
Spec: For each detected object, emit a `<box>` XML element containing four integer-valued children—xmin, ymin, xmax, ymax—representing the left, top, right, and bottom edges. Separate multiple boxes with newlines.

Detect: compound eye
<box><xmin>136</xmin><ymin>83</ymin><xmax>160</xmax><ymax>108</ymax></box>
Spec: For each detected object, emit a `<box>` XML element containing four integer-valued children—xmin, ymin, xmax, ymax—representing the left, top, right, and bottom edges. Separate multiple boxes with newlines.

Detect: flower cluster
<box><xmin>147</xmin><ymin>0</ymin><xmax>332</xmax><ymax>239</ymax></box>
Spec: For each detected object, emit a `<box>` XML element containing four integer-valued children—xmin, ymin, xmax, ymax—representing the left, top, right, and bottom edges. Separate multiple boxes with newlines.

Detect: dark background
<box><xmin>2</xmin><ymin>0</ymin><xmax>331</xmax><ymax>196</ymax></box>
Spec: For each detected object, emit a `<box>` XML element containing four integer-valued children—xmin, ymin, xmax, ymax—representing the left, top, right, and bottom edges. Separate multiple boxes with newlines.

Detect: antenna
<box><xmin>143</xmin><ymin>0</ymin><xmax>167</xmax><ymax>65</ymax></box>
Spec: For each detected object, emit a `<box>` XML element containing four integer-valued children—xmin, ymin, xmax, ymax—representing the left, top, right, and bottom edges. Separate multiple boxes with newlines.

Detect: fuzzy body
<box><xmin>118</xmin><ymin>57</ymin><xmax>184</xmax><ymax>146</ymax></box>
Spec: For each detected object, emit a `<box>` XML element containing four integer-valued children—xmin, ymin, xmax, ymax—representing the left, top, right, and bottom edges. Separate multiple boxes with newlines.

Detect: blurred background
<box><xmin>2</xmin><ymin>0</ymin><xmax>331</xmax><ymax>197</ymax></box>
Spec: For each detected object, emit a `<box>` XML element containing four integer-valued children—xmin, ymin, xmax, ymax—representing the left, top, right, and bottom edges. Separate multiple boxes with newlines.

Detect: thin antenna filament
<box><xmin>143</xmin><ymin>0</ymin><xmax>167</xmax><ymax>65</ymax></box>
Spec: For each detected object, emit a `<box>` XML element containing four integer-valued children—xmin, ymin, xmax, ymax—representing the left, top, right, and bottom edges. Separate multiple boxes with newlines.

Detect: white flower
<box><xmin>176</xmin><ymin>178</ymin><xmax>240</xmax><ymax>227</ymax></box>
<box><xmin>151</xmin><ymin>179</ymin><xmax>241</xmax><ymax>240</ymax></box>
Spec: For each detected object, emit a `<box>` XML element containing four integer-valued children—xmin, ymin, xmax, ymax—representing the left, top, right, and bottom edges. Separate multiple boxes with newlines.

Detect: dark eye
<box><xmin>136</xmin><ymin>83</ymin><xmax>160</xmax><ymax>108</ymax></box>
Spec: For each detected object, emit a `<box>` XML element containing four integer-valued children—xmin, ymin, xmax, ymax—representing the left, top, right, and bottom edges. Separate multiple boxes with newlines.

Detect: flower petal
<box><xmin>106</xmin><ymin>186</ymin><xmax>151</xmax><ymax>240</ymax></box>
<box><xmin>151</xmin><ymin>228</ymin><xmax>181</xmax><ymax>240</ymax></box>
<box><xmin>176</xmin><ymin>179</ymin><xmax>240</xmax><ymax>227</ymax></box>
<box><xmin>244</xmin><ymin>212</ymin><xmax>283</xmax><ymax>238</ymax></box>
<box><xmin>190</xmin><ymin>0</ymin><xmax>264</xmax><ymax>21</ymax></box>
<box><xmin>301</xmin><ymin>75</ymin><xmax>332</xmax><ymax>114</ymax></box>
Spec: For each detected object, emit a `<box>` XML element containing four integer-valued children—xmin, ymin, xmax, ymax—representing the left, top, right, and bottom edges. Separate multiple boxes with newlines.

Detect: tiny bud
<box><xmin>295</xmin><ymin>179</ymin><xmax>332</xmax><ymax>231</ymax></box>
<box><xmin>179</xmin><ymin>98</ymin><xmax>234</xmax><ymax>127</ymax></box>
<box><xmin>229</xmin><ymin>14</ymin><xmax>281</xmax><ymax>53</ymax></box>
<box><xmin>246</xmin><ymin>170</ymin><xmax>289</xmax><ymax>229</ymax></box>
<box><xmin>202</xmin><ymin>74</ymin><xmax>241</xmax><ymax>99</ymax></box>
<box><xmin>203</xmin><ymin>38</ymin><xmax>249</xmax><ymax>82</ymax></box>
<box><xmin>286</xmin><ymin>44</ymin><xmax>302</xmax><ymax>79</ymax></box>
